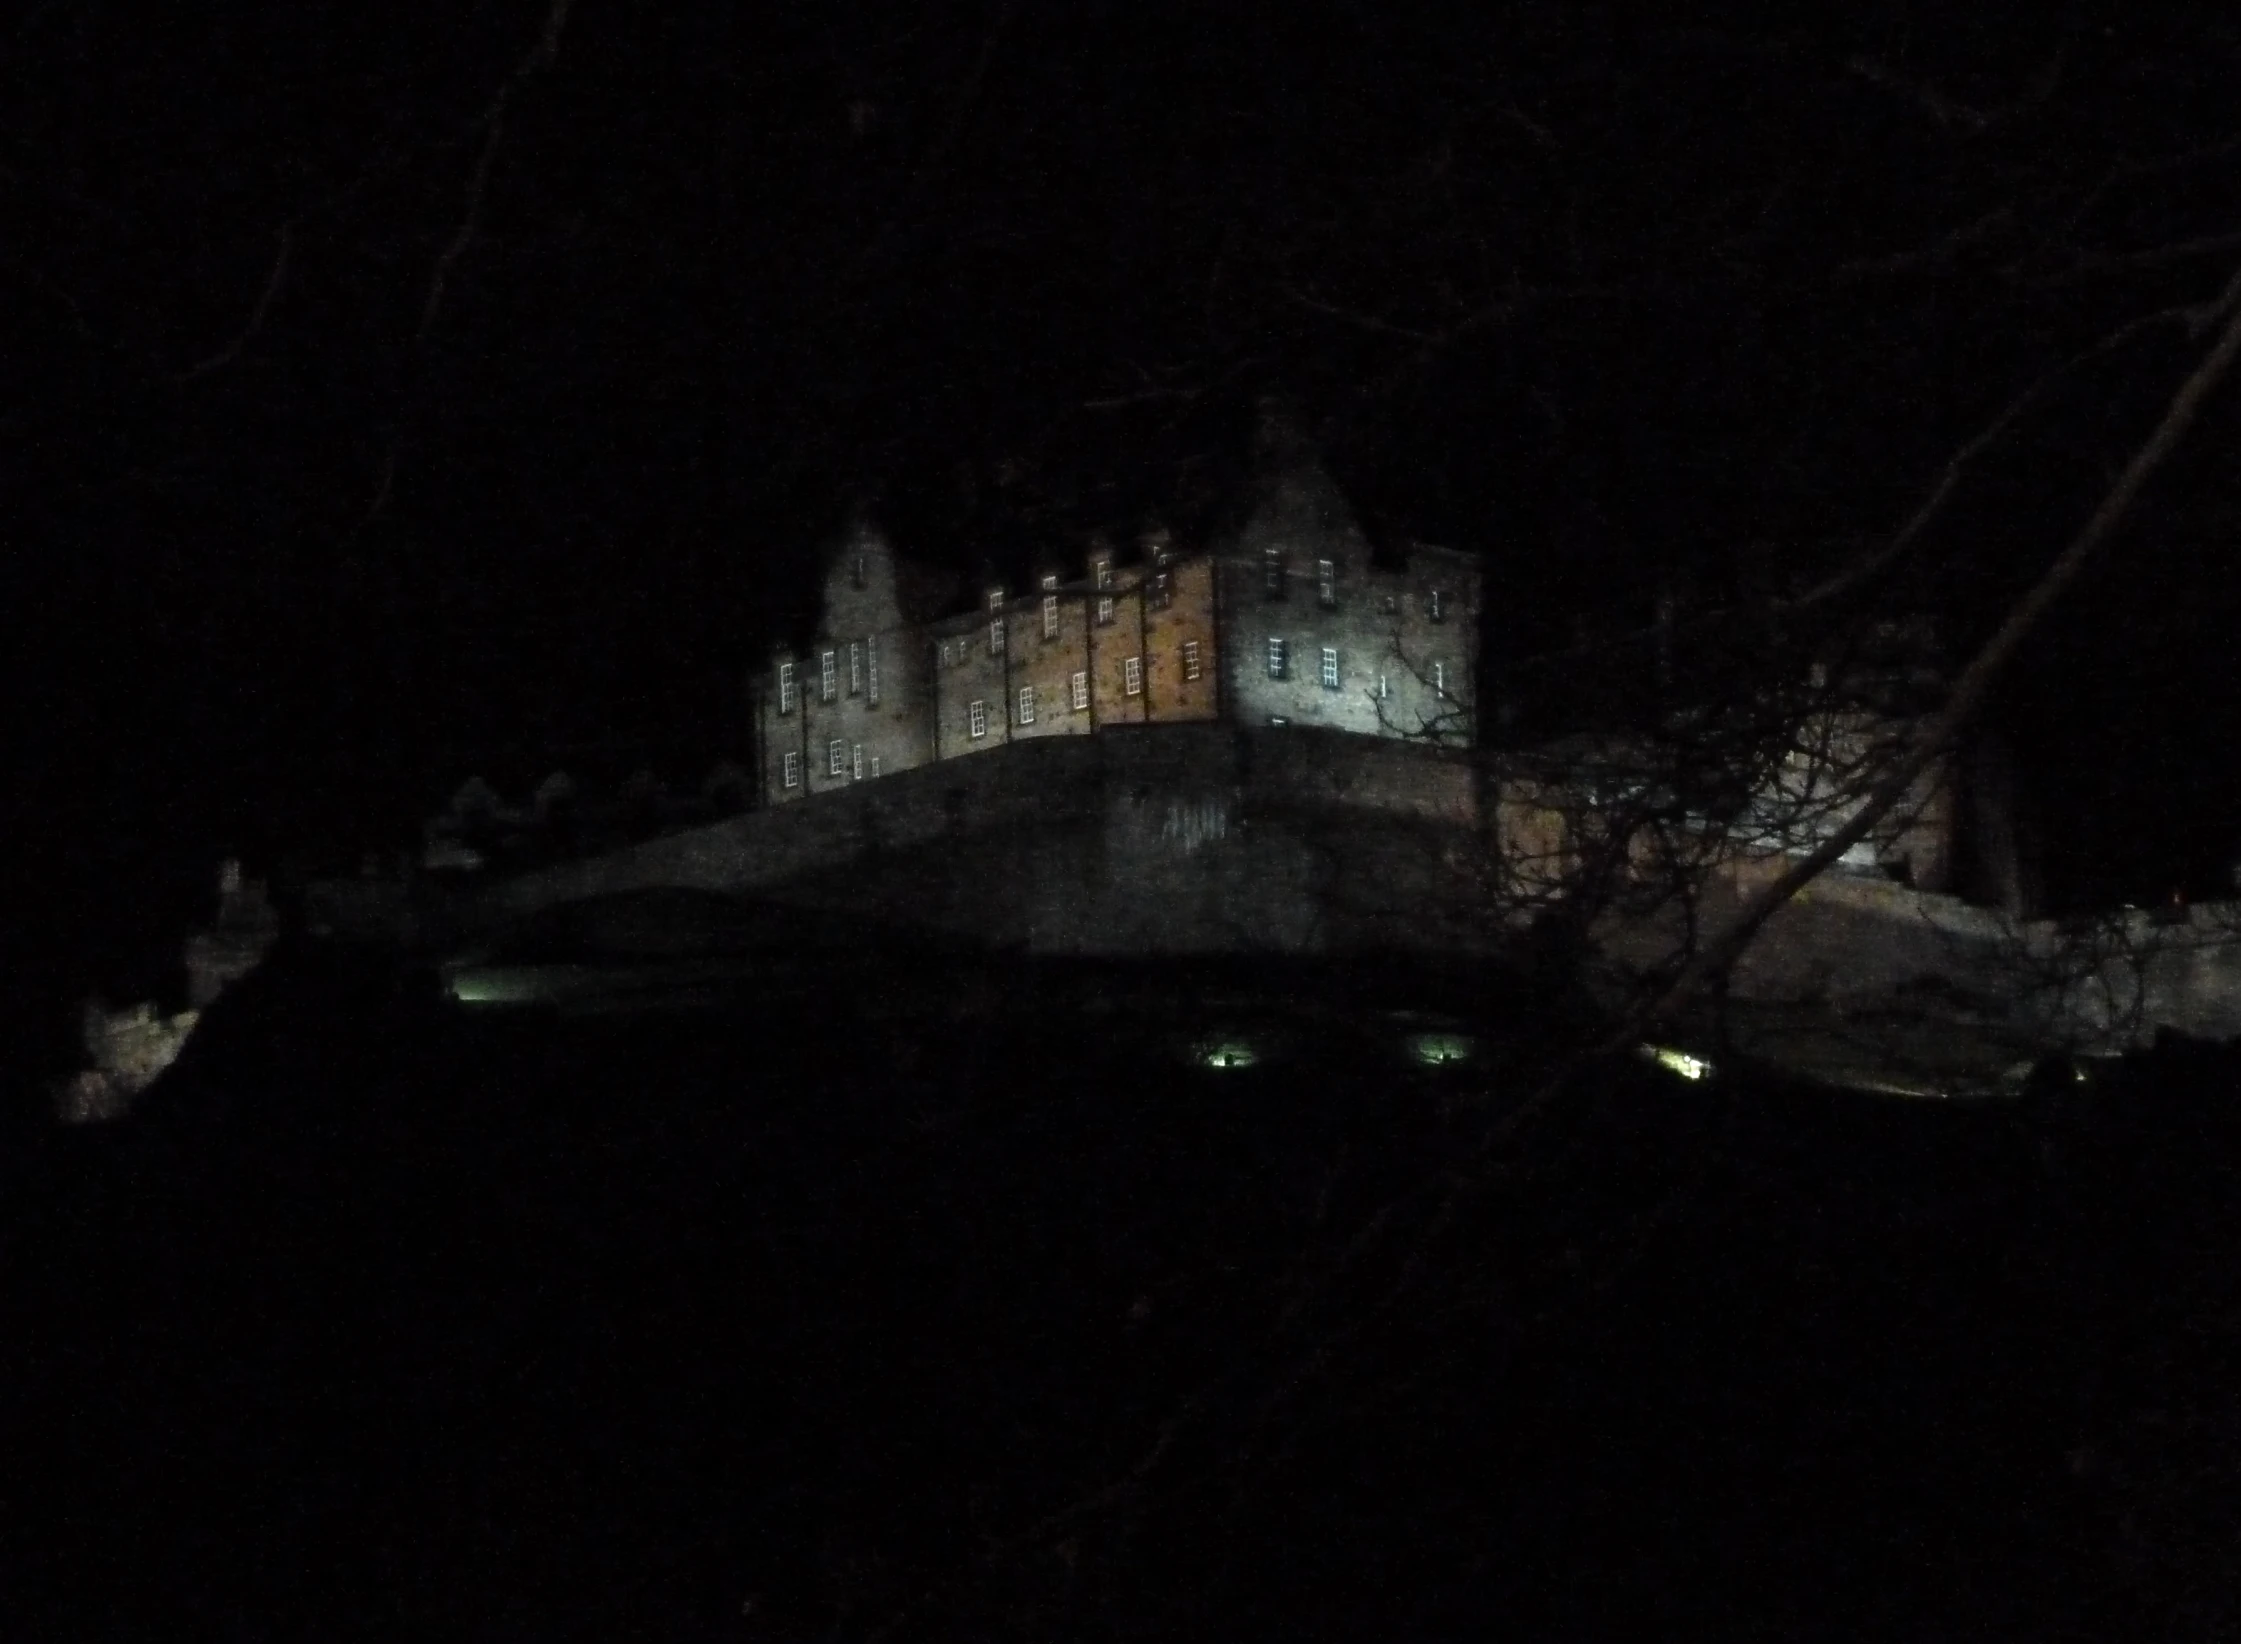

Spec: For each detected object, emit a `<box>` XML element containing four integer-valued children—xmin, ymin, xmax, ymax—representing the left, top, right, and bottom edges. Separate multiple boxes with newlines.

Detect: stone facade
<box><xmin>750</xmin><ymin>463</ymin><xmax>1481</xmax><ymax>808</ymax></box>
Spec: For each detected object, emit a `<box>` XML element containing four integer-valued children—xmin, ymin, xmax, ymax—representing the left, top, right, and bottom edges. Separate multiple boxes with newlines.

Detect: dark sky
<box><xmin>11</xmin><ymin>1</ymin><xmax>2241</xmax><ymax>1020</ymax></box>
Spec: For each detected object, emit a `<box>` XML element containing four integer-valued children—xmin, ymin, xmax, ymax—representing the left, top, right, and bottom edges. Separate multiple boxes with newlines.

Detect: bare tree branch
<box><xmin>180</xmin><ymin>224</ymin><xmax>292</xmax><ymax>381</ymax></box>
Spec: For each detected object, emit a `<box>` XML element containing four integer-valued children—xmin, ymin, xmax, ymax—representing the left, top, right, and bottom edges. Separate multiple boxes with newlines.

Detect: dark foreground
<box><xmin>7</xmin><ymin>930</ymin><xmax>2241</xmax><ymax>1641</ymax></box>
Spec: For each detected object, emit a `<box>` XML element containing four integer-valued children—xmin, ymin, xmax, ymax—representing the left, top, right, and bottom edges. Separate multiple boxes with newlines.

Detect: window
<box><xmin>867</xmin><ymin>636</ymin><xmax>880</xmax><ymax>704</ymax></box>
<box><xmin>1018</xmin><ymin>684</ymin><xmax>1036</xmax><ymax>725</ymax></box>
<box><xmin>1267</xmin><ymin>636</ymin><xmax>1288</xmax><ymax>679</ymax></box>
<box><xmin>989</xmin><ymin>618</ymin><xmax>1005</xmax><ymax>656</ymax></box>
<box><xmin>869</xmin><ymin>755</ymin><xmax>881</xmax><ymax>777</ymax></box>
<box><xmin>1429</xmin><ymin>588</ymin><xmax>1445</xmax><ymax>622</ymax></box>
<box><xmin>1124</xmin><ymin>655</ymin><xmax>1143</xmax><ymax>695</ymax></box>
<box><xmin>849</xmin><ymin>641</ymin><xmax>864</xmax><ymax>695</ymax></box>
<box><xmin>1096</xmin><ymin>595</ymin><xmax>1114</xmax><ymax>626</ymax></box>
<box><xmin>1320</xmin><ymin>646</ymin><xmax>1340</xmax><ymax>689</ymax></box>
<box><xmin>1042</xmin><ymin>594</ymin><xmax>1059</xmax><ymax>638</ymax></box>
<box><xmin>1382</xmin><ymin>594</ymin><xmax>1399</xmax><ymax>616</ymax></box>
<box><xmin>969</xmin><ymin>699</ymin><xmax>988</xmax><ymax>739</ymax></box>
<box><xmin>1317</xmin><ymin>558</ymin><xmax>1336</xmax><ymax>606</ymax></box>
<box><xmin>1071</xmin><ymin>670</ymin><xmax>1089</xmax><ymax>711</ymax></box>
<box><xmin>828</xmin><ymin>739</ymin><xmax>846</xmax><ymax>777</ymax></box>
<box><xmin>1040</xmin><ymin>572</ymin><xmax>1059</xmax><ymax>591</ymax></box>
<box><xmin>820</xmin><ymin>649</ymin><xmax>837</xmax><ymax>702</ymax></box>
<box><xmin>988</xmin><ymin>587</ymin><xmax>1006</xmax><ymax>613</ymax></box>
<box><xmin>777</xmin><ymin>660</ymin><xmax>797</xmax><ymax>713</ymax></box>
<box><xmin>1150</xmin><ymin>572</ymin><xmax>1172</xmax><ymax>610</ymax></box>
<box><xmin>1269</xmin><ymin>715</ymin><xmax>1290</xmax><ymax>727</ymax></box>
<box><xmin>851</xmin><ymin>553</ymin><xmax>867</xmax><ymax>589</ymax></box>
<box><xmin>1377</xmin><ymin>671</ymin><xmax>1389</xmax><ymax>700</ymax></box>
<box><xmin>1263</xmin><ymin>548</ymin><xmax>1285</xmax><ymax>598</ymax></box>
<box><xmin>1182</xmin><ymin>639</ymin><xmax>1202</xmax><ymax>681</ymax></box>
<box><xmin>1433</xmin><ymin>661</ymin><xmax>1447</xmax><ymax>697</ymax></box>
<box><xmin>782</xmin><ymin>750</ymin><xmax>801</xmax><ymax>788</ymax></box>
<box><xmin>1094</xmin><ymin>556</ymin><xmax>1114</xmax><ymax>590</ymax></box>
<box><xmin>851</xmin><ymin>742</ymin><xmax>864</xmax><ymax>781</ymax></box>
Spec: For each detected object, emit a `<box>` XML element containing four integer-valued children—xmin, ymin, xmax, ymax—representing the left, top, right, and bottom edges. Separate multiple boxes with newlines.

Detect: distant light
<box><xmin>1404</xmin><ymin>1032</ymin><xmax>1477</xmax><ymax>1067</ymax></box>
<box><xmin>1196</xmin><ymin>1038</ymin><xmax>1259</xmax><ymax>1070</ymax></box>
<box><xmin>1640</xmin><ymin>1043</ymin><xmax>1713</xmax><ymax>1081</ymax></box>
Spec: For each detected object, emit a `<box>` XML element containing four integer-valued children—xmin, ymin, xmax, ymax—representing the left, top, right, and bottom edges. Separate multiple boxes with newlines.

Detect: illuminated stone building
<box><xmin>752</xmin><ymin>460</ymin><xmax>1483</xmax><ymax>805</ymax></box>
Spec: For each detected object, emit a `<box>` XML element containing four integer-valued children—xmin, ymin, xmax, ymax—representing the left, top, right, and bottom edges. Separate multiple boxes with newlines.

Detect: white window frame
<box><xmin>849</xmin><ymin>641</ymin><xmax>864</xmax><ymax>695</ymax></box>
<box><xmin>782</xmin><ymin>750</ymin><xmax>801</xmax><ymax>788</ymax></box>
<box><xmin>1124</xmin><ymin>655</ymin><xmax>1143</xmax><ymax>695</ymax></box>
<box><xmin>1317</xmin><ymin>558</ymin><xmax>1336</xmax><ymax>606</ymax></box>
<box><xmin>1434</xmin><ymin>661</ymin><xmax>1447</xmax><ymax>697</ymax></box>
<box><xmin>828</xmin><ymin>739</ymin><xmax>846</xmax><ymax>777</ymax></box>
<box><xmin>867</xmin><ymin>635</ymin><xmax>880</xmax><ymax>704</ymax></box>
<box><xmin>969</xmin><ymin>699</ymin><xmax>988</xmax><ymax>739</ymax></box>
<box><xmin>777</xmin><ymin>660</ymin><xmax>797</xmax><ymax>713</ymax></box>
<box><xmin>989</xmin><ymin>617</ymin><xmax>1005</xmax><ymax>656</ymax></box>
<box><xmin>1429</xmin><ymin>588</ymin><xmax>1445</xmax><ymax>622</ymax></box>
<box><xmin>851</xmin><ymin>742</ymin><xmax>864</xmax><ymax>781</ymax></box>
<box><xmin>1094</xmin><ymin>557</ymin><xmax>1114</xmax><ymax>590</ymax></box>
<box><xmin>1377</xmin><ymin>671</ymin><xmax>1390</xmax><ymax>700</ymax></box>
<box><xmin>1071</xmin><ymin>670</ymin><xmax>1089</xmax><ymax>711</ymax></box>
<box><xmin>1182</xmin><ymin>639</ymin><xmax>1201</xmax><ymax>681</ymax></box>
<box><xmin>820</xmin><ymin>649</ymin><xmax>837</xmax><ymax>702</ymax></box>
<box><xmin>1042</xmin><ymin>594</ymin><xmax>1059</xmax><ymax>638</ymax></box>
<box><xmin>1018</xmin><ymin>684</ymin><xmax>1036</xmax><ymax>725</ymax></box>
<box><xmin>1267</xmin><ymin>636</ymin><xmax>1287</xmax><ymax>679</ymax></box>
<box><xmin>1264</xmin><ymin>548</ymin><xmax>1284</xmax><ymax>598</ymax></box>
<box><xmin>1320</xmin><ymin>646</ymin><xmax>1340</xmax><ymax>689</ymax></box>
<box><xmin>869</xmin><ymin>754</ymin><xmax>881</xmax><ymax>777</ymax></box>
<box><xmin>1096</xmin><ymin>594</ymin><xmax>1114</xmax><ymax>626</ymax></box>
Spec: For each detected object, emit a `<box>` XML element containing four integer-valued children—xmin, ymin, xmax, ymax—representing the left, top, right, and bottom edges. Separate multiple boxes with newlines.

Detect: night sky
<box><xmin>12</xmin><ymin>2</ymin><xmax>2241</xmax><ymax>1051</ymax></box>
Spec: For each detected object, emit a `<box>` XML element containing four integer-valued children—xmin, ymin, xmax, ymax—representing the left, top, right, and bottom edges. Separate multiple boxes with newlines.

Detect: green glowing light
<box><xmin>1639</xmin><ymin>1044</ymin><xmax>1713</xmax><ymax>1082</ymax></box>
<box><xmin>1404</xmin><ymin>1032</ymin><xmax>1477</xmax><ymax>1067</ymax></box>
<box><xmin>1196</xmin><ymin>1039</ymin><xmax>1260</xmax><ymax>1069</ymax></box>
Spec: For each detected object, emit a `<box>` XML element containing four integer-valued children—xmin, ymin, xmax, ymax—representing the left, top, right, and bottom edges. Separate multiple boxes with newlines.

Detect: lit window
<box><xmin>1434</xmin><ymin>661</ymin><xmax>1447</xmax><ymax>697</ymax></box>
<box><xmin>1071</xmin><ymin>670</ymin><xmax>1089</xmax><ymax>710</ymax></box>
<box><xmin>828</xmin><ymin>739</ymin><xmax>846</xmax><ymax>777</ymax></box>
<box><xmin>867</xmin><ymin>636</ymin><xmax>880</xmax><ymax>704</ymax></box>
<box><xmin>777</xmin><ymin>660</ymin><xmax>797</xmax><ymax>713</ymax></box>
<box><xmin>1042</xmin><ymin>594</ymin><xmax>1059</xmax><ymax>638</ymax></box>
<box><xmin>851</xmin><ymin>742</ymin><xmax>864</xmax><ymax>781</ymax></box>
<box><xmin>1182</xmin><ymin>639</ymin><xmax>1201</xmax><ymax>681</ymax></box>
<box><xmin>1096</xmin><ymin>595</ymin><xmax>1114</xmax><ymax>626</ymax></box>
<box><xmin>1267</xmin><ymin>637</ymin><xmax>1287</xmax><ymax>679</ymax></box>
<box><xmin>1429</xmin><ymin>588</ymin><xmax>1445</xmax><ymax>622</ymax></box>
<box><xmin>989</xmin><ymin>618</ymin><xmax>1005</xmax><ymax>656</ymax></box>
<box><xmin>1124</xmin><ymin>656</ymin><xmax>1143</xmax><ymax>695</ymax></box>
<box><xmin>1018</xmin><ymin>684</ymin><xmax>1035</xmax><ymax>725</ymax></box>
<box><xmin>849</xmin><ymin>641</ymin><xmax>864</xmax><ymax>695</ymax></box>
<box><xmin>782</xmin><ymin>750</ymin><xmax>801</xmax><ymax>788</ymax></box>
<box><xmin>969</xmin><ymin>699</ymin><xmax>988</xmax><ymax>739</ymax></box>
<box><xmin>1317</xmin><ymin>558</ymin><xmax>1336</xmax><ymax>606</ymax></box>
<box><xmin>1320</xmin><ymin>647</ymin><xmax>1340</xmax><ymax>689</ymax></box>
<box><xmin>820</xmin><ymin>649</ymin><xmax>837</xmax><ymax>701</ymax></box>
<box><xmin>1094</xmin><ymin>556</ymin><xmax>1114</xmax><ymax>590</ymax></box>
<box><xmin>1264</xmin><ymin>548</ymin><xmax>1284</xmax><ymax>598</ymax></box>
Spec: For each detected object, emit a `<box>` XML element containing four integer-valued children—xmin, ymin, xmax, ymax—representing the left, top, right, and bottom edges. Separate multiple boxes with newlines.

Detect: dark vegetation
<box><xmin>9</xmin><ymin>938</ymin><xmax>2241</xmax><ymax>1639</ymax></box>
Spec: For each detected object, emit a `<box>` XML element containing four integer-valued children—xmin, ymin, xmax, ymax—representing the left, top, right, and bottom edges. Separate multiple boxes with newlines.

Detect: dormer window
<box><xmin>987</xmin><ymin>587</ymin><xmax>1005</xmax><ymax>614</ymax></box>
<box><xmin>1317</xmin><ymin>559</ymin><xmax>1336</xmax><ymax>607</ymax></box>
<box><xmin>1263</xmin><ymin>548</ymin><xmax>1285</xmax><ymax>599</ymax></box>
<box><xmin>1040</xmin><ymin>572</ymin><xmax>1059</xmax><ymax>591</ymax></box>
<box><xmin>1093</xmin><ymin>556</ymin><xmax>1114</xmax><ymax>591</ymax></box>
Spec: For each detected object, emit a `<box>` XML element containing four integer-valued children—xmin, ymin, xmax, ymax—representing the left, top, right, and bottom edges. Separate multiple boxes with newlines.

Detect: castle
<box><xmin>751</xmin><ymin>449</ymin><xmax>1484</xmax><ymax>807</ymax></box>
